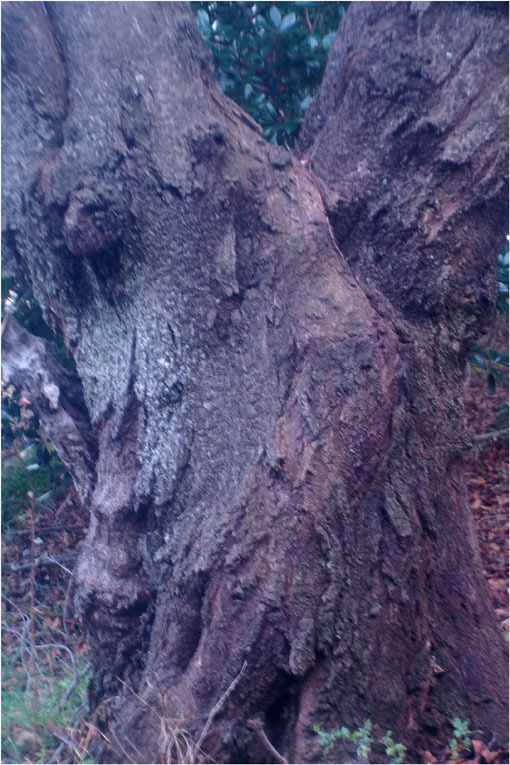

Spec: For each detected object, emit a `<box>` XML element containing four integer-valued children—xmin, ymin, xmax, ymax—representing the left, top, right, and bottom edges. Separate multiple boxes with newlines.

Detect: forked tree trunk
<box><xmin>2</xmin><ymin>2</ymin><xmax>508</xmax><ymax>763</ymax></box>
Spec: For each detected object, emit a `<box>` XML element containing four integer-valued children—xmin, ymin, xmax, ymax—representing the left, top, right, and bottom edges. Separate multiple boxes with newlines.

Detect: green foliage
<box><xmin>448</xmin><ymin>718</ymin><xmax>482</xmax><ymax>760</ymax></box>
<box><xmin>496</xmin><ymin>237</ymin><xmax>509</xmax><ymax>316</ymax></box>
<box><xmin>469</xmin><ymin>238</ymin><xmax>509</xmax><ymax>396</ymax></box>
<box><xmin>2</xmin><ymin>278</ymin><xmax>75</xmax><ymax>371</ymax></box>
<box><xmin>2</xmin><ymin>280</ymin><xmax>73</xmax><ymax>529</ymax></box>
<box><xmin>191</xmin><ymin>1</ymin><xmax>347</xmax><ymax>148</ymax></box>
<box><xmin>1</xmin><ymin>652</ymin><xmax>90</xmax><ymax>763</ymax></box>
<box><xmin>313</xmin><ymin>719</ymin><xmax>406</xmax><ymax>763</ymax></box>
<box><xmin>469</xmin><ymin>346</ymin><xmax>508</xmax><ymax>396</ymax></box>
<box><xmin>495</xmin><ymin>403</ymin><xmax>509</xmax><ymax>432</ymax></box>
<box><xmin>2</xmin><ymin>376</ymin><xmax>70</xmax><ymax>528</ymax></box>
<box><xmin>1</xmin><ymin>448</ymin><xmax>69</xmax><ymax>528</ymax></box>
<box><xmin>380</xmin><ymin>731</ymin><xmax>407</xmax><ymax>764</ymax></box>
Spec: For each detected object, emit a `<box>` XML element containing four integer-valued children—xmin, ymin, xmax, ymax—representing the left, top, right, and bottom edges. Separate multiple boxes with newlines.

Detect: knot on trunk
<box><xmin>64</xmin><ymin>185</ymin><xmax>130</xmax><ymax>257</ymax></box>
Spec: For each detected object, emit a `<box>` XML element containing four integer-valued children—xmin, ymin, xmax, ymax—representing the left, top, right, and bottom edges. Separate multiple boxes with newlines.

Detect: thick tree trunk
<box><xmin>2</xmin><ymin>2</ymin><xmax>508</xmax><ymax>763</ymax></box>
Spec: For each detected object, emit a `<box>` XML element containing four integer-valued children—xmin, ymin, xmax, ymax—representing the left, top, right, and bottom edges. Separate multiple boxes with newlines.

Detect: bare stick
<box><xmin>472</xmin><ymin>429</ymin><xmax>508</xmax><ymax>443</ymax></box>
<box><xmin>12</xmin><ymin>445</ymin><xmax>41</xmax><ymax>761</ymax></box>
<box><xmin>193</xmin><ymin>660</ymin><xmax>247</xmax><ymax>762</ymax></box>
<box><xmin>3</xmin><ymin>523</ymin><xmax>87</xmax><ymax>536</ymax></box>
<box><xmin>247</xmin><ymin>717</ymin><xmax>288</xmax><ymax>764</ymax></box>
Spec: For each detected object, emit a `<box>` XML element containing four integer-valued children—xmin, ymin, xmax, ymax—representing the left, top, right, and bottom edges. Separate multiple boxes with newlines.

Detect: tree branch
<box><xmin>2</xmin><ymin>315</ymin><xmax>97</xmax><ymax>503</ymax></box>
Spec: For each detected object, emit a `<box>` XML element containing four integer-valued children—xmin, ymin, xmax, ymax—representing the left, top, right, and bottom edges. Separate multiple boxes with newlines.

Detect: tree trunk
<box><xmin>2</xmin><ymin>2</ymin><xmax>508</xmax><ymax>763</ymax></box>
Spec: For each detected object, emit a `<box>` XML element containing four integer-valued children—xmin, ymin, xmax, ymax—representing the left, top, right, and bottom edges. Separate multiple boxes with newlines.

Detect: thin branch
<box><xmin>7</xmin><ymin>552</ymin><xmax>78</xmax><ymax>573</ymax></box>
<box><xmin>472</xmin><ymin>429</ymin><xmax>508</xmax><ymax>443</ymax></box>
<box><xmin>44</xmin><ymin>553</ymin><xmax>74</xmax><ymax>576</ymax></box>
<box><xmin>193</xmin><ymin>660</ymin><xmax>247</xmax><ymax>761</ymax></box>
<box><xmin>61</xmin><ymin>661</ymin><xmax>92</xmax><ymax>704</ymax></box>
<box><xmin>3</xmin><ymin>523</ymin><xmax>87</xmax><ymax>537</ymax></box>
<box><xmin>11</xmin><ymin>443</ymin><xmax>41</xmax><ymax>760</ymax></box>
<box><xmin>247</xmin><ymin>717</ymin><xmax>288</xmax><ymax>764</ymax></box>
<box><xmin>476</xmin><ymin>512</ymin><xmax>508</xmax><ymax>525</ymax></box>
<box><xmin>54</xmin><ymin>491</ymin><xmax>75</xmax><ymax>519</ymax></box>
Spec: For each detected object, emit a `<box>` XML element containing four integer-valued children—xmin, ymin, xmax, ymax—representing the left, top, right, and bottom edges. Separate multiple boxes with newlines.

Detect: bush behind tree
<box><xmin>191</xmin><ymin>1</ymin><xmax>347</xmax><ymax>148</ymax></box>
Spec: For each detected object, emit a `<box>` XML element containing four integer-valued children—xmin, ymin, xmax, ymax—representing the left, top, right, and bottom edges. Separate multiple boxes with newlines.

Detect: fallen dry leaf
<box><xmin>85</xmin><ymin>722</ymin><xmax>100</xmax><ymax>740</ymax></box>
<box><xmin>46</xmin><ymin>718</ymin><xmax>67</xmax><ymax>741</ymax></box>
<box><xmin>472</xmin><ymin>740</ymin><xmax>485</xmax><ymax>757</ymax></box>
<box><xmin>481</xmin><ymin>748</ymin><xmax>501</xmax><ymax>764</ymax></box>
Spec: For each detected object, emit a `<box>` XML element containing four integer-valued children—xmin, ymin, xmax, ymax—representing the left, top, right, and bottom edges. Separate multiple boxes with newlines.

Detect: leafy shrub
<box><xmin>2</xmin><ymin>445</ymin><xmax>69</xmax><ymax>528</ymax></box>
<box><xmin>496</xmin><ymin>237</ymin><xmax>509</xmax><ymax>316</ymax></box>
<box><xmin>469</xmin><ymin>346</ymin><xmax>509</xmax><ymax>396</ymax></box>
<box><xmin>191</xmin><ymin>1</ymin><xmax>347</xmax><ymax>148</ymax></box>
<box><xmin>448</xmin><ymin>717</ymin><xmax>482</xmax><ymax>760</ymax></box>
<box><xmin>1</xmin><ymin>279</ymin><xmax>75</xmax><ymax>371</ymax></box>
<box><xmin>2</xmin><ymin>280</ymin><xmax>73</xmax><ymax>530</ymax></box>
<box><xmin>314</xmin><ymin>719</ymin><xmax>406</xmax><ymax>763</ymax></box>
<box><xmin>469</xmin><ymin>237</ymin><xmax>509</xmax><ymax>396</ymax></box>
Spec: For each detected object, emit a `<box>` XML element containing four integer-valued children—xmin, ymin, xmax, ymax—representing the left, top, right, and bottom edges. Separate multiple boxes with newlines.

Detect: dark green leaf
<box><xmin>269</xmin><ymin>5</ymin><xmax>282</xmax><ymax>28</ymax></box>
<box><xmin>322</xmin><ymin>30</ymin><xmax>337</xmax><ymax>50</ymax></box>
<box><xmin>280</xmin><ymin>12</ymin><xmax>297</xmax><ymax>32</ymax></box>
<box><xmin>195</xmin><ymin>9</ymin><xmax>210</xmax><ymax>38</ymax></box>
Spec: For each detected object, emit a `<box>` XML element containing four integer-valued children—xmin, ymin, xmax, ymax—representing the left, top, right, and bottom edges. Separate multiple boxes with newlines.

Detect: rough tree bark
<box><xmin>2</xmin><ymin>2</ymin><xmax>508</xmax><ymax>763</ymax></box>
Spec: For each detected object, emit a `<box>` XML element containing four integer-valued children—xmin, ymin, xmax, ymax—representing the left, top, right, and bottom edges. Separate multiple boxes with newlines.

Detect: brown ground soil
<box><xmin>463</xmin><ymin>321</ymin><xmax>509</xmax><ymax>632</ymax></box>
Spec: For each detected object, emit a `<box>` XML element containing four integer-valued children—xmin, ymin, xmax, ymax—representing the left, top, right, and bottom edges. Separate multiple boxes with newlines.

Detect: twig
<box><xmin>3</xmin><ymin>620</ymin><xmax>38</xmax><ymax>694</ymax></box>
<box><xmin>46</xmin><ymin>738</ymin><xmax>67</xmax><ymax>764</ymax></box>
<box><xmin>8</xmin><ymin>552</ymin><xmax>78</xmax><ymax>573</ymax></box>
<box><xmin>54</xmin><ymin>491</ymin><xmax>74</xmax><ymax>519</ymax></box>
<box><xmin>117</xmin><ymin>676</ymin><xmax>164</xmax><ymax>724</ymax></box>
<box><xmin>2</xmin><ymin>591</ymin><xmax>30</xmax><ymax>616</ymax></box>
<box><xmin>63</xmin><ymin>566</ymin><xmax>77</xmax><ymax>638</ymax></box>
<box><xmin>61</xmin><ymin>660</ymin><xmax>91</xmax><ymax>703</ymax></box>
<box><xmin>472</xmin><ymin>429</ymin><xmax>508</xmax><ymax>443</ymax></box>
<box><xmin>247</xmin><ymin>717</ymin><xmax>288</xmax><ymax>764</ymax></box>
<box><xmin>108</xmin><ymin>725</ymin><xmax>140</xmax><ymax>764</ymax></box>
<box><xmin>3</xmin><ymin>523</ymin><xmax>87</xmax><ymax>537</ymax></box>
<box><xmin>45</xmin><ymin>553</ymin><xmax>74</xmax><ymax>576</ymax></box>
<box><xmin>193</xmin><ymin>660</ymin><xmax>247</xmax><ymax>761</ymax></box>
<box><xmin>476</xmin><ymin>512</ymin><xmax>508</xmax><ymax>525</ymax></box>
<box><xmin>12</xmin><ymin>444</ymin><xmax>41</xmax><ymax>760</ymax></box>
<box><xmin>46</xmin><ymin>703</ymin><xmax>93</xmax><ymax>764</ymax></box>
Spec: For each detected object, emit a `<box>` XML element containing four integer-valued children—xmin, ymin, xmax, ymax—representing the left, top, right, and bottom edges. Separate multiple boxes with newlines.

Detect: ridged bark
<box><xmin>2</xmin><ymin>3</ymin><xmax>508</xmax><ymax>762</ymax></box>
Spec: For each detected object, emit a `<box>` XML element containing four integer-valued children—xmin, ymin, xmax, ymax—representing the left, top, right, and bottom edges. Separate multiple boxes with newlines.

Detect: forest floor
<box><xmin>1</xmin><ymin>345</ymin><xmax>508</xmax><ymax>764</ymax></box>
<box><xmin>463</xmin><ymin>368</ymin><xmax>509</xmax><ymax>639</ymax></box>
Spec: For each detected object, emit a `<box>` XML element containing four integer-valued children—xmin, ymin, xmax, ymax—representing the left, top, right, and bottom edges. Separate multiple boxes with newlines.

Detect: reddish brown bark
<box><xmin>2</xmin><ymin>2</ymin><xmax>508</xmax><ymax>763</ymax></box>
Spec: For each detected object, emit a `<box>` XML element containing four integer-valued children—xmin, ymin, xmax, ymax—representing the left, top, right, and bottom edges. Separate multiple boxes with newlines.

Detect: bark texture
<box><xmin>2</xmin><ymin>2</ymin><xmax>508</xmax><ymax>763</ymax></box>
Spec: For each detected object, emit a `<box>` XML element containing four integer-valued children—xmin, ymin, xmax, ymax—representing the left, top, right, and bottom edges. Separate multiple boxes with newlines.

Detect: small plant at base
<box><xmin>314</xmin><ymin>719</ymin><xmax>407</xmax><ymax>763</ymax></box>
<box><xmin>313</xmin><ymin>723</ymin><xmax>342</xmax><ymax>755</ymax></box>
<box><xmin>381</xmin><ymin>730</ymin><xmax>406</xmax><ymax>764</ymax></box>
<box><xmin>449</xmin><ymin>718</ymin><xmax>482</xmax><ymax>760</ymax></box>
